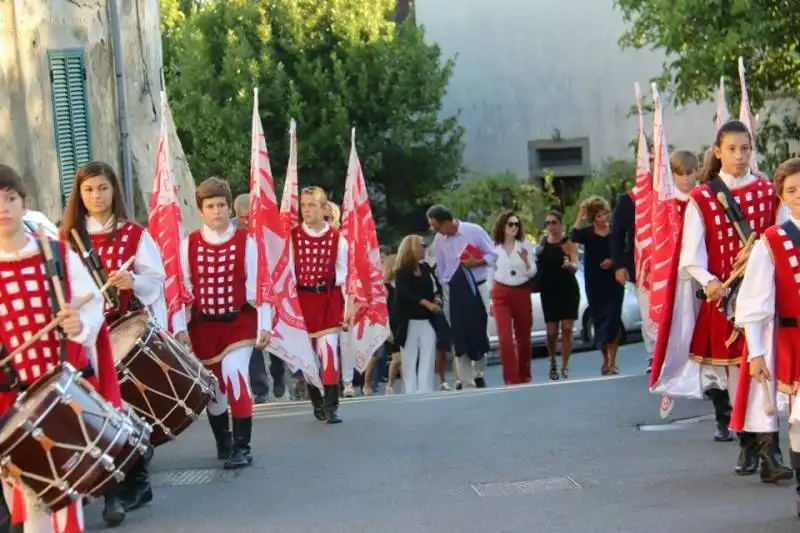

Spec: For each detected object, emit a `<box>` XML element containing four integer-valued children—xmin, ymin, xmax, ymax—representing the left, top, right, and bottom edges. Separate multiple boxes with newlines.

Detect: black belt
<box><xmin>779</xmin><ymin>317</ymin><xmax>798</xmax><ymax>328</ymax></box>
<box><xmin>297</xmin><ymin>284</ymin><xmax>333</xmax><ymax>294</ymax></box>
<box><xmin>196</xmin><ymin>304</ymin><xmax>254</xmax><ymax>323</ymax></box>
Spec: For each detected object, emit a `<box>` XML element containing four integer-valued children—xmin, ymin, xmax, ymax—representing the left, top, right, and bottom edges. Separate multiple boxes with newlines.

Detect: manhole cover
<box><xmin>471</xmin><ymin>476</ymin><xmax>581</xmax><ymax>497</ymax></box>
<box><xmin>151</xmin><ymin>468</ymin><xmax>232</xmax><ymax>487</ymax></box>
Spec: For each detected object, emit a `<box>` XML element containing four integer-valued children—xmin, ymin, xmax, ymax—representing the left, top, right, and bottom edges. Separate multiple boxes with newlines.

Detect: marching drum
<box><xmin>0</xmin><ymin>364</ymin><xmax>150</xmax><ymax>512</ymax></box>
<box><xmin>109</xmin><ymin>311</ymin><xmax>216</xmax><ymax>446</ymax></box>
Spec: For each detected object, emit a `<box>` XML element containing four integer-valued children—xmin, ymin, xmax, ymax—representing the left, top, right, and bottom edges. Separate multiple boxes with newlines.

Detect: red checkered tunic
<box><xmin>291</xmin><ymin>225</ymin><xmax>344</xmax><ymax>335</ymax></box>
<box><xmin>764</xmin><ymin>225</ymin><xmax>800</xmax><ymax>395</ymax></box>
<box><xmin>0</xmin><ymin>242</ymin><xmax>90</xmax><ymax>385</ymax></box>
<box><xmin>90</xmin><ymin>221</ymin><xmax>144</xmax><ymax>317</ymax></box>
<box><xmin>688</xmin><ymin>178</ymin><xmax>778</xmax><ymax>365</ymax></box>
<box><xmin>291</xmin><ymin>225</ymin><xmax>339</xmax><ymax>288</ymax></box>
<box><xmin>187</xmin><ymin>228</ymin><xmax>248</xmax><ymax>317</ymax></box>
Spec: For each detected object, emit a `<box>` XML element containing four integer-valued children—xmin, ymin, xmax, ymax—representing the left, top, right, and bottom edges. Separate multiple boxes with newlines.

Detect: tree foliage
<box><xmin>563</xmin><ymin>159</ymin><xmax>636</xmax><ymax>226</ymax></box>
<box><xmin>161</xmin><ymin>0</ymin><xmax>464</xmax><ymax>240</ymax></box>
<box><xmin>614</xmin><ymin>0</ymin><xmax>800</xmax><ymax>110</ymax></box>
<box><xmin>432</xmin><ymin>172</ymin><xmax>560</xmax><ymax>240</ymax></box>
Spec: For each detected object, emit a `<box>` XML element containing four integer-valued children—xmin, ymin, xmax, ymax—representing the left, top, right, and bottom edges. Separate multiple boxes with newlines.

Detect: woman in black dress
<box><xmin>570</xmin><ymin>196</ymin><xmax>625</xmax><ymax>375</ymax></box>
<box><xmin>536</xmin><ymin>210</ymin><xmax>580</xmax><ymax>380</ymax></box>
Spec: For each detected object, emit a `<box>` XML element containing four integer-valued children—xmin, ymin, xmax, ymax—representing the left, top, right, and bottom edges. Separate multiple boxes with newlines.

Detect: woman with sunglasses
<box><xmin>489</xmin><ymin>211</ymin><xmax>535</xmax><ymax>385</ymax></box>
<box><xmin>536</xmin><ymin>210</ymin><xmax>579</xmax><ymax>379</ymax></box>
<box><xmin>571</xmin><ymin>196</ymin><xmax>625</xmax><ymax>375</ymax></box>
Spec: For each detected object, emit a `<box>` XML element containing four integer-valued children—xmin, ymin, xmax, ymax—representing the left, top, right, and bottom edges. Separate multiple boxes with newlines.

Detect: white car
<box><xmin>487</xmin><ymin>265</ymin><xmax>642</xmax><ymax>352</ymax></box>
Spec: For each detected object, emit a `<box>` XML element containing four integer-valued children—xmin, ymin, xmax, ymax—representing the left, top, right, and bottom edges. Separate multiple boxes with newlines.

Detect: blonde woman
<box><xmin>394</xmin><ymin>235</ymin><xmax>443</xmax><ymax>393</ymax></box>
<box><xmin>571</xmin><ymin>196</ymin><xmax>624</xmax><ymax>374</ymax></box>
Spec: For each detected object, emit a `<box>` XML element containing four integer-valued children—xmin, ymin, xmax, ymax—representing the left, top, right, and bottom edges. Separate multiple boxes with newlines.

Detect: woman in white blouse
<box><xmin>489</xmin><ymin>211</ymin><xmax>535</xmax><ymax>385</ymax></box>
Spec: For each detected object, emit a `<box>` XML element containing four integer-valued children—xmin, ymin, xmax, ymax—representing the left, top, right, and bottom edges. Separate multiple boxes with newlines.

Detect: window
<box><xmin>47</xmin><ymin>49</ymin><xmax>93</xmax><ymax>205</ymax></box>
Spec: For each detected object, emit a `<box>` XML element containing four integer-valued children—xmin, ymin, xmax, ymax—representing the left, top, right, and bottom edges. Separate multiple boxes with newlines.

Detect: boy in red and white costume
<box><xmin>0</xmin><ymin>164</ymin><xmax>118</xmax><ymax>533</ymax></box>
<box><xmin>292</xmin><ymin>186</ymin><xmax>347</xmax><ymax>423</ymax></box>
<box><xmin>172</xmin><ymin>177</ymin><xmax>272</xmax><ymax>469</ymax></box>
<box><xmin>733</xmin><ymin>159</ymin><xmax>800</xmax><ymax>514</ymax></box>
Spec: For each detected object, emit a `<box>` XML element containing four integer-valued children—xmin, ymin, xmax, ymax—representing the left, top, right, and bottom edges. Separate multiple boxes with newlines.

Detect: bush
<box><xmin>563</xmin><ymin>159</ymin><xmax>636</xmax><ymax>225</ymax></box>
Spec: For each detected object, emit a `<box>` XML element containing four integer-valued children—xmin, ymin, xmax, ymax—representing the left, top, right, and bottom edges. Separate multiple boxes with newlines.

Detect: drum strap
<box><xmin>707</xmin><ymin>177</ymin><xmax>754</xmax><ymax>243</ymax></box>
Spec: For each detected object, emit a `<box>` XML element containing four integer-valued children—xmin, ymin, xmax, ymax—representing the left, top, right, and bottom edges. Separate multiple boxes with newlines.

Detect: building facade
<box><xmin>415</xmin><ymin>0</ymin><xmax>718</xmax><ymax>184</ymax></box>
<box><xmin>0</xmin><ymin>0</ymin><xmax>199</xmax><ymax>228</ymax></box>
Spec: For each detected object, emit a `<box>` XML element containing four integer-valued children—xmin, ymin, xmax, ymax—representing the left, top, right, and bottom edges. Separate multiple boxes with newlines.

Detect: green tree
<box><xmin>161</xmin><ymin>0</ymin><xmax>464</xmax><ymax>240</ymax></box>
<box><xmin>432</xmin><ymin>171</ymin><xmax>560</xmax><ymax>239</ymax></box>
<box><xmin>614</xmin><ymin>0</ymin><xmax>800</xmax><ymax>110</ymax></box>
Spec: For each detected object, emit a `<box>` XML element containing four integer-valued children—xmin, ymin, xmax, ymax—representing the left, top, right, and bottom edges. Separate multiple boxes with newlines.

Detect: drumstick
<box><xmin>70</xmin><ymin>228</ymin><xmax>116</xmax><ymax>308</ymax></box>
<box><xmin>38</xmin><ymin>225</ymin><xmax>68</xmax><ymax>311</ymax></box>
<box><xmin>0</xmin><ymin>256</ymin><xmax>135</xmax><ymax>368</ymax></box>
<box><xmin>104</xmin><ymin>255</ymin><xmax>136</xmax><ymax>291</ymax></box>
<box><xmin>760</xmin><ymin>376</ymin><xmax>776</xmax><ymax>417</ymax></box>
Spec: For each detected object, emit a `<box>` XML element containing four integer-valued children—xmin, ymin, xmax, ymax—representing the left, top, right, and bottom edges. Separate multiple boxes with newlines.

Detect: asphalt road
<box><xmin>82</xmin><ymin>343</ymin><xmax>799</xmax><ymax>532</ymax></box>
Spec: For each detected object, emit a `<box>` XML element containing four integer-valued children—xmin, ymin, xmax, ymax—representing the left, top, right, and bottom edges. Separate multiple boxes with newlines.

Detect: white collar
<box><xmin>302</xmin><ymin>222</ymin><xmax>330</xmax><ymax>237</ymax></box>
<box><xmin>718</xmin><ymin>170</ymin><xmax>754</xmax><ymax>189</ymax></box>
<box><xmin>86</xmin><ymin>215</ymin><xmax>118</xmax><ymax>234</ymax></box>
<box><xmin>201</xmin><ymin>223</ymin><xmax>235</xmax><ymax>244</ymax></box>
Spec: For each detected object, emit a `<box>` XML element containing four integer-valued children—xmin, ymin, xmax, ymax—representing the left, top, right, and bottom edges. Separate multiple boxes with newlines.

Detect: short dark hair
<box><xmin>774</xmin><ymin>158</ymin><xmax>800</xmax><ymax>196</ymax></box>
<box><xmin>546</xmin><ymin>210</ymin><xmax>563</xmax><ymax>223</ymax></box>
<box><xmin>0</xmin><ymin>165</ymin><xmax>27</xmax><ymax>199</ymax></box>
<box><xmin>426</xmin><ymin>204</ymin><xmax>453</xmax><ymax>223</ymax></box>
<box><xmin>491</xmin><ymin>210</ymin><xmax>523</xmax><ymax>244</ymax></box>
<box><xmin>196</xmin><ymin>176</ymin><xmax>233</xmax><ymax>209</ymax></box>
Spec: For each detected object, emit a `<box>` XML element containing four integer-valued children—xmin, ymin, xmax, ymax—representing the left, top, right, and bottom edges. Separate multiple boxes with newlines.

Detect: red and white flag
<box><xmin>279</xmin><ymin>119</ymin><xmax>299</xmax><ymax>235</ymax></box>
<box><xmin>248</xmin><ymin>89</ymin><xmax>321</xmax><ymax>389</ymax></box>
<box><xmin>648</xmin><ymin>83</ymin><xmax>681</xmax><ymax>324</ymax></box>
<box><xmin>738</xmin><ymin>57</ymin><xmax>759</xmax><ymax>172</ymax></box>
<box><xmin>340</xmin><ymin>129</ymin><xmax>390</xmax><ymax>373</ymax></box>
<box><xmin>631</xmin><ymin>82</ymin><xmax>653</xmax><ymax>291</ymax></box>
<box><xmin>714</xmin><ymin>76</ymin><xmax>730</xmax><ymax>133</ymax></box>
<box><xmin>149</xmin><ymin>90</ymin><xmax>192</xmax><ymax>328</ymax></box>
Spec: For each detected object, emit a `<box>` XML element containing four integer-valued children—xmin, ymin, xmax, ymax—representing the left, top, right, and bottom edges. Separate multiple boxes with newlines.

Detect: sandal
<box><xmin>560</xmin><ymin>367</ymin><xmax>569</xmax><ymax>379</ymax></box>
<box><xmin>610</xmin><ymin>365</ymin><xmax>619</xmax><ymax>375</ymax></box>
<box><xmin>549</xmin><ymin>361</ymin><xmax>559</xmax><ymax>381</ymax></box>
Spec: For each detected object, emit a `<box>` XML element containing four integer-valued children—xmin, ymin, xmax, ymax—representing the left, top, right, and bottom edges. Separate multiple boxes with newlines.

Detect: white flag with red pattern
<box><xmin>648</xmin><ymin>84</ymin><xmax>681</xmax><ymax>324</ymax></box>
<box><xmin>249</xmin><ymin>89</ymin><xmax>321</xmax><ymax>389</ymax></box>
<box><xmin>738</xmin><ymin>57</ymin><xmax>759</xmax><ymax>172</ymax></box>
<box><xmin>714</xmin><ymin>77</ymin><xmax>730</xmax><ymax>133</ymax></box>
<box><xmin>149</xmin><ymin>90</ymin><xmax>192</xmax><ymax>327</ymax></box>
<box><xmin>279</xmin><ymin>119</ymin><xmax>299</xmax><ymax>234</ymax></box>
<box><xmin>339</xmin><ymin>129</ymin><xmax>390</xmax><ymax>373</ymax></box>
<box><xmin>632</xmin><ymin>82</ymin><xmax>653</xmax><ymax>291</ymax></box>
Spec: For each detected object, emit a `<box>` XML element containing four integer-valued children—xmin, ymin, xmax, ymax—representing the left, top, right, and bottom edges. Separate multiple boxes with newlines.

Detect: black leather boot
<box><xmin>102</xmin><ymin>485</ymin><xmax>125</xmax><ymax>527</ymax></box>
<box><xmin>224</xmin><ymin>418</ymin><xmax>253</xmax><ymax>470</ymax></box>
<box><xmin>207</xmin><ymin>410</ymin><xmax>232</xmax><ymax>460</ymax></box>
<box><xmin>734</xmin><ymin>432</ymin><xmax>759</xmax><ymax>475</ymax></box>
<box><xmin>324</xmin><ymin>384</ymin><xmax>342</xmax><ymax>424</ymax></box>
<box><xmin>757</xmin><ymin>432</ymin><xmax>793</xmax><ymax>483</ymax></box>
<box><xmin>791</xmin><ymin>450</ymin><xmax>800</xmax><ymax>518</ymax></box>
<box><xmin>120</xmin><ymin>455</ymin><xmax>153</xmax><ymax>511</ymax></box>
<box><xmin>308</xmin><ymin>384</ymin><xmax>326</xmax><ymax>421</ymax></box>
<box><xmin>709</xmin><ymin>389</ymin><xmax>734</xmax><ymax>442</ymax></box>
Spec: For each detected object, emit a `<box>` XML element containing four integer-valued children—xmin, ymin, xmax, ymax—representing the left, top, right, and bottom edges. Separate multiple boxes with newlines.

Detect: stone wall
<box><xmin>0</xmin><ymin>0</ymin><xmax>199</xmax><ymax>229</ymax></box>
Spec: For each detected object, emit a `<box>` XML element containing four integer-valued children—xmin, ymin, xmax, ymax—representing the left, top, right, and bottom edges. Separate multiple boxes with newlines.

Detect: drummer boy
<box><xmin>0</xmin><ymin>164</ymin><xmax>120</xmax><ymax>533</ymax></box>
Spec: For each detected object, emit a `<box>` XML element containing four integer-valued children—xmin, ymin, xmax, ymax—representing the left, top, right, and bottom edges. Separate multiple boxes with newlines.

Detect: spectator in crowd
<box><xmin>427</xmin><ymin>205</ymin><xmax>495</xmax><ymax>387</ymax></box>
<box><xmin>393</xmin><ymin>235</ymin><xmax>443</xmax><ymax>393</ymax></box>
<box><xmin>233</xmin><ymin>193</ymin><xmax>286</xmax><ymax>401</ymax></box>
<box><xmin>424</xmin><ymin>240</ymin><xmax>455</xmax><ymax>390</ymax></box>
<box><xmin>571</xmin><ymin>196</ymin><xmax>624</xmax><ymax>375</ymax></box>
<box><xmin>362</xmin><ymin>246</ymin><xmax>395</xmax><ymax>395</ymax></box>
<box><xmin>488</xmin><ymin>210</ymin><xmax>535</xmax><ymax>385</ymax></box>
<box><xmin>536</xmin><ymin>210</ymin><xmax>579</xmax><ymax>380</ymax></box>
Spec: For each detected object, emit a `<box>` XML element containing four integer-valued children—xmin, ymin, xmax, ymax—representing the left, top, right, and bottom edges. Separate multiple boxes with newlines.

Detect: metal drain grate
<box><xmin>471</xmin><ymin>476</ymin><xmax>581</xmax><ymax>497</ymax></box>
<box><xmin>151</xmin><ymin>468</ymin><xmax>232</xmax><ymax>487</ymax></box>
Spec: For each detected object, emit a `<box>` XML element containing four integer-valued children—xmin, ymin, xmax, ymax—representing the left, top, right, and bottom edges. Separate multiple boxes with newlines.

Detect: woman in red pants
<box><xmin>489</xmin><ymin>211</ymin><xmax>535</xmax><ymax>384</ymax></box>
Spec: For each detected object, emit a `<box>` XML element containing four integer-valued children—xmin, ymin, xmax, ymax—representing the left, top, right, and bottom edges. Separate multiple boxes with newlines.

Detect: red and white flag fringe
<box><xmin>632</xmin><ymin>82</ymin><xmax>653</xmax><ymax>292</ymax></box>
<box><xmin>148</xmin><ymin>90</ymin><xmax>193</xmax><ymax>328</ymax></box>
<box><xmin>648</xmin><ymin>83</ymin><xmax>681</xmax><ymax>324</ymax></box>
<box><xmin>279</xmin><ymin>118</ymin><xmax>299</xmax><ymax>234</ymax></box>
<box><xmin>249</xmin><ymin>90</ymin><xmax>321</xmax><ymax>389</ymax></box>
<box><xmin>340</xmin><ymin>128</ymin><xmax>390</xmax><ymax>373</ymax></box>
<box><xmin>714</xmin><ymin>77</ymin><xmax>730</xmax><ymax>133</ymax></box>
<box><xmin>738</xmin><ymin>57</ymin><xmax>759</xmax><ymax>172</ymax></box>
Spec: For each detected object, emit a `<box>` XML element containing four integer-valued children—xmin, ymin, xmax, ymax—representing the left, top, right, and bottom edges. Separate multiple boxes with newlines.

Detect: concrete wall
<box><xmin>415</xmin><ymin>0</ymin><xmax>718</xmax><ymax>179</ymax></box>
<box><xmin>0</xmin><ymin>0</ymin><xmax>199</xmax><ymax>229</ymax></box>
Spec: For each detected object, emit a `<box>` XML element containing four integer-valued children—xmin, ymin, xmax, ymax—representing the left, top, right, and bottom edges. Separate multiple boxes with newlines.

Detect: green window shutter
<box><xmin>47</xmin><ymin>49</ymin><xmax>93</xmax><ymax>206</ymax></box>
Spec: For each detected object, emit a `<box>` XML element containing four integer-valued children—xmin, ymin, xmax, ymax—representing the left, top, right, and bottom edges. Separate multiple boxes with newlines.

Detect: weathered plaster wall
<box><xmin>0</xmin><ymin>0</ymin><xmax>199</xmax><ymax>229</ymax></box>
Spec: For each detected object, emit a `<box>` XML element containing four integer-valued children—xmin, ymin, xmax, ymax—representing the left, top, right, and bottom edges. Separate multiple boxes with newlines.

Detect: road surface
<box><xmin>82</xmin><ymin>343</ymin><xmax>799</xmax><ymax>532</ymax></box>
